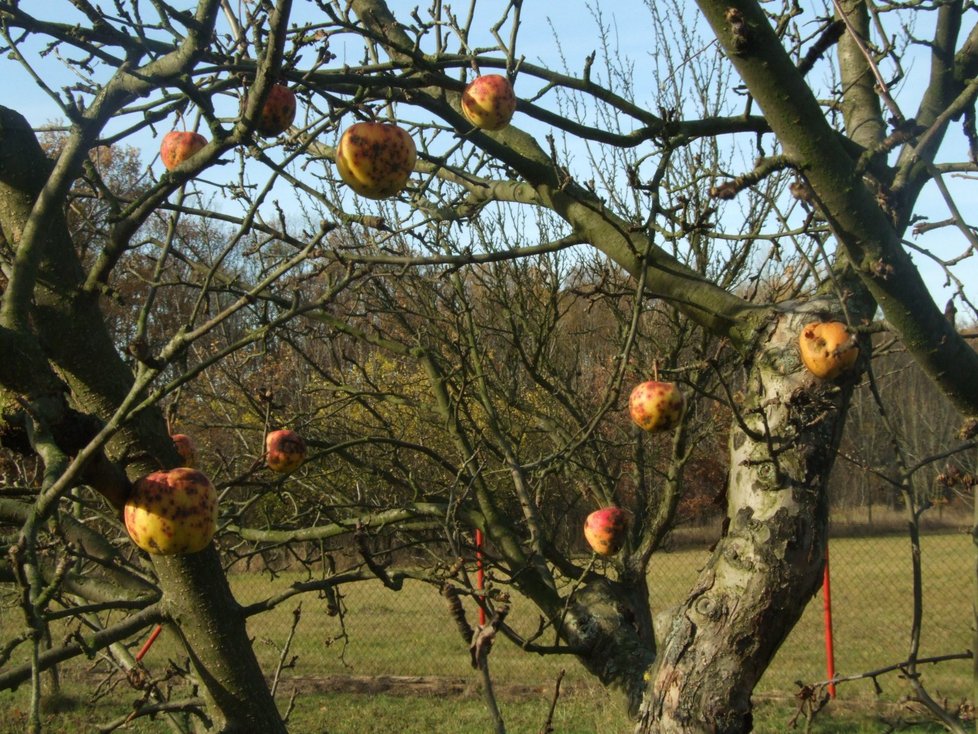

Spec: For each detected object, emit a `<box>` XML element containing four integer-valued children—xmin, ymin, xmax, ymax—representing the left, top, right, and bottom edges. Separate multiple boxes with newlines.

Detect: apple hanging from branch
<box><xmin>461</xmin><ymin>74</ymin><xmax>517</xmax><ymax>131</ymax></box>
<box><xmin>124</xmin><ymin>468</ymin><xmax>219</xmax><ymax>555</ymax></box>
<box><xmin>245</xmin><ymin>83</ymin><xmax>297</xmax><ymax>137</ymax></box>
<box><xmin>584</xmin><ymin>507</ymin><xmax>628</xmax><ymax>556</ymax></box>
<box><xmin>265</xmin><ymin>429</ymin><xmax>307</xmax><ymax>474</ymax></box>
<box><xmin>628</xmin><ymin>378</ymin><xmax>685</xmax><ymax>432</ymax></box>
<box><xmin>160</xmin><ymin>131</ymin><xmax>207</xmax><ymax>171</ymax></box>
<box><xmin>335</xmin><ymin>121</ymin><xmax>417</xmax><ymax>199</ymax></box>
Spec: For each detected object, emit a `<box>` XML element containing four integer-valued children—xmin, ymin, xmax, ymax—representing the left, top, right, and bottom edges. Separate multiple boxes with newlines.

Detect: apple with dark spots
<box><xmin>124</xmin><ymin>468</ymin><xmax>219</xmax><ymax>555</ymax></box>
<box><xmin>265</xmin><ymin>429</ymin><xmax>307</xmax><ymax>474</ymax></box>
<box><xmin>253</xmin><ymin>83</ymin><xmax>296</xmax><ymax>137</ymax></box>
<box><xmin>335</xmin><ymin>122</ymin><xmax>416</xmax><ymax>199</ymax></box>
<box><xmin>584</xmin><ymin>507</ymin><xmax>628</xmax><ymax>556</ymax></box>
<box><xmin>461</xmin><ymin>74</ymin><xmax>516</xmax><ymax>131</ymax></box>
<box><xmin>798</xmin><ymin>321</ymin><xmax>859</xmax><ymax>379</ymax></box>
<box><xmin>628</xmin><ymin>380</ymin><xmax>685</xmax><ymax>432</ymax></box>
<box><xmin>160</xmin><ymin>131</ymin><xmax>206</xmax><ymax>170</ymax></box>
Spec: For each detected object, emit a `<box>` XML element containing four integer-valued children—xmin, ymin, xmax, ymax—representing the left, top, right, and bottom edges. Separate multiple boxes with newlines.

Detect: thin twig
<box><xmin>538</xmin><ymin>669</ymin><xmax>565</xmax><ymax>734</ymax></box>
<box><xmin>478</xmin><ymin>656</ymin><xmax>506</xmax><ymax>734</ymax></box>
<box><xmin>472</xmin><ymin>604</ymin><xmax>510</xmax><ymax>734</ymax></box>
<box><xmin>831</xmin><ymin>0</ymin><xmax>904</xmax><ymax>122</ymax></box>
<box><xmin>270</xmin><ymin>604</ymin><xmax>302</xmax><ymax>699</ymax></box>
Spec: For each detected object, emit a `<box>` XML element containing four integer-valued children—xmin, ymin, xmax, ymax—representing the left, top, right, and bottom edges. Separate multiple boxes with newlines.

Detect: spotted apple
<box><xmin>584</xmin><ymin>507</ymin><xmax>628</xmax><ymax>556</ymax></box>
<box><xmin>252</xmin><ymin>83</ymin><xmax>297</xmax><ymax>137</ymax></box>
<box><xmin>798</xmin><ymin>321</ymin><xmax>859</xmax><ymax>379</ymax></box>
<box><xmin>461</xmin><ymin>74</ymin><xmax>517</xmax><ymax>131</ymax></box>
<box><xmin>335</xmin><ymin>122</ymin><xmax>416</xmax><ymax>199</ymax></box>
<box><xmin>170</xmin><ymin>434</ymin><xmax>197</xmax><ymax>468</ymax></box>
<box><xmin>124</xmin><ymin>468</ymin><xmax>219</xmax><ymax>555</ymax></box>
<box><xmin>629</xmin><ymin>380</ymin><xmax>685</xmax><ymax>432</ymax></box>
<box><xmin>160</xmin><ymin>131</ymin><xmax>206</xmax><ymax>171</ymax></box>
<box><xmin>265</xmin><ymin>429</ymin><xmax>307</xmax><ymax>474</ymax></box>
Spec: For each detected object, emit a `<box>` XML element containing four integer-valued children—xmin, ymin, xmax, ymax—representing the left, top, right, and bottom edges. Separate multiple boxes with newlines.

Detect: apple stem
<box><xmin>653</xmin><ymin>359</ymin><xmax>659</xmax><ymax>382</ymax></box>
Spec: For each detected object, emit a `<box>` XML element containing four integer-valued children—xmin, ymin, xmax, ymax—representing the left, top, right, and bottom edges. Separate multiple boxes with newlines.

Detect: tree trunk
<box><xmin>636</xmin><ymin>300</ymin><xmax>857</xmax><ymax>732</ymax></box>
<box><xmin>154</xmin><ymin>550</ymin><xmax>287</xmax><ymax>734</ymax></box>
<box><xmin>0</xmin><ymin>105</ymin><xmax>286</xmax><ymax>734</ymax></box>
<box><xmin>972</xmin><ymin>484</ymin><xmax>978</xmax><ymax>734</ymax></box>
<box><xmin>559</xmin><ymin>575</ymin><xmax>655</xmax><ymax>716</ymax></box>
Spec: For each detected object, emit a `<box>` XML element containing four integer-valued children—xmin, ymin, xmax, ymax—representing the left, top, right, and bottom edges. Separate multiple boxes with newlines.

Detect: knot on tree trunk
<box><xmin>560</xmin><ymin>577</ymin><xmax>654</xmax><ymax>717</ymax></box>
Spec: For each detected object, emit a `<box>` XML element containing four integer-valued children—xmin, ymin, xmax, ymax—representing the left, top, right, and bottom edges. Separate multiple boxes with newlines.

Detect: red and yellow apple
<box><xmin>160</xmin><ymin>131</ymin><xmax>206</xmax><ymax>170</ymax></box>
<box><xmin>798</xmin><ymin>321</ymin><xmax>859</xmax><ymax>379</ymax></box>
<box><xmin>265</xmin><ymin>429</ymin><xmax>307</xmax><ymax>474</ymax></box>
<box><xmin>335</xmin><ymin>122</ymin><xmax>416</xmax><ymax>199</ymax></box>
<box><xmin>628</xmin><ymin>380</ymin><xmax>685</xmax><ymax>432</ymax></box>
<box><xmin>461</xmin><ymin>74</ymin><xmax>517</xmax><ymax>131</ymax></box>
<box><xmin>584</xmin><ymin>507</ymin><xmax>628</xmax><ymax>556</ymax></box>
<box><xmin>124</xmin><ymin>468</ymin><xmax>219</xmax><ymax>555</ymax></box>
<box><xmin>170</xmin><ymin>434</ymin><xmax>197</xmax><ymax>468</ymax></box>
<box><xmin>253</xmin><ymin>83</ymin><xmax>297</xmax><ymax>137</ymax></box>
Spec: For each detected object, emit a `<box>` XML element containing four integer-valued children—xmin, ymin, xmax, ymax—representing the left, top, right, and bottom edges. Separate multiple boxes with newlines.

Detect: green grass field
<box><xmin>0</xmin><ymin>533</ymin><xmax>970</xmax><ymax>732</ymax></box>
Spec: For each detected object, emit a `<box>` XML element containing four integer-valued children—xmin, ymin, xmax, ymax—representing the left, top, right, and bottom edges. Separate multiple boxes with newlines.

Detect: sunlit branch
<box><xmin>0</xmin><ymin>604</ymin><xmax>165</xmax><ymax>692</ymax></box>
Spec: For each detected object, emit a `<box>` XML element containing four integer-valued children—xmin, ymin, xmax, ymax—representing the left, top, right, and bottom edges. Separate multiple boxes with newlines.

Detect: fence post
<box><xmin>823</xmin><ymin>544</ymin><xmax>836</xmax><ymax>698</ymax></box>
<box><xmin>475</xmin><ymin>528</ymin><xmax>486</xmax><ymax>626</ymax></box>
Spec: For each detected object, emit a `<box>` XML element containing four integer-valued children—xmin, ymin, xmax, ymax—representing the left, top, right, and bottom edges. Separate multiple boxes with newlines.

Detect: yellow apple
<box><xmin>798</xmin><ymin>321</ymin><xmax>859</xmax><ymax>379</ymax></box>
<box><xmin>461</xmin><ymin>74</ymin><xmax>517</xmax><ymax>131</ymax></box>
<box><xmin>335</xmin><ymin>122</ymin><xmax>416</xmax><ymax>199</ymax></box>
<box><xmin>124</xmin><ymin>468</ymin><xmax>219</xmax><ymax>555</ymax></box>
<box><xmin>628</xmin><ymin>380</ymin><xmax>685</xmax><ymax>432</ymax></box>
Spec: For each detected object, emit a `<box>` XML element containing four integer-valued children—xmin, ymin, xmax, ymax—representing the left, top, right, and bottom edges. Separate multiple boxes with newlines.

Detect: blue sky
<box><xmin>4</xmin><ymin>1</ymin><xmax>975</xmax><ymax>316</ymax></box>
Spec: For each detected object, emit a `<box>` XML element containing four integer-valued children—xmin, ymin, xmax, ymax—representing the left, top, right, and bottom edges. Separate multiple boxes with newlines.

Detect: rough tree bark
<box><xmin>637</xmin><ymin>298</ymin><xmax>861</xmax><ymax>732</ymax></box>
<box><xmin>560</xmin><ymin>575</ymin><xmax>657</xmax><ymax>714</ymax></box>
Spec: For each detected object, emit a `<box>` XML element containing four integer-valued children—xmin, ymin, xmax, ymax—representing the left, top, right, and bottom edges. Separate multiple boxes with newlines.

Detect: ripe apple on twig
<box><xmin>461</xmin><ymin>74</ymin><xmax>517</xmax><ymax>131</ymax></box>
<box><xmin>628</xmin><ymin>378</ymin><xmax>685</xmax><ymax>432</ymax></box>
<box><xmin>160</xmin><ymin>131</ymin><xmax>207</xmax><ymax>171</ymax></box>
<box><xmin>584</xmin><ymin>507</ymin><xmax>628</xmax><ymax>556</ymax></box>
<box><xmin>335</xmin><ymin>122</ymin><xmax>417</xmax><ymax>199</ymax></box>
<box><xmin>124</xmin><ymin>468</ymin><xmax>219</xmax><ymax>555</ymax></box>
<box><xmin>243</xmin><ymin>83</ymin><xmax>297</xmax><ymax>137</ymax></box>
<box><xmin>265</xmin><ymin>429</ymin><xmax>307</xmax><ymax>474</ymax></box>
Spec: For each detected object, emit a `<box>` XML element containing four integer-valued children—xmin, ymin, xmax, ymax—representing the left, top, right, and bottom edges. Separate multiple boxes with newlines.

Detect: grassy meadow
<box><xmin>0</xmin><ymin>533</ymin><xmax>970</xmax><ymax>732</ymax></box>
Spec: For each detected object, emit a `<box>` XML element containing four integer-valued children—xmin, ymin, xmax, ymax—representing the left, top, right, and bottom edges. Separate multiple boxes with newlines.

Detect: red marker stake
<box><xmin>823</xmin><ymin>546</ymin><xmax>837</xmax><ymax>698</ymax></box>
<box><xmin>475</xmin><ymin>529</ymin><xmax>486</xmax><ymax>626</ymax></box>
<box><xmin>136</xmin><ymin>624</ymin><xmax>163</xmax><ymax>662</ymax></box>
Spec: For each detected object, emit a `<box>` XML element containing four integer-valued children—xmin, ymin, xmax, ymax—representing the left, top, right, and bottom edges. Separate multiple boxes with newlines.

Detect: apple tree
<box><xmin>1</xmin><ymin>1</ymin><xmax>977</xmax><ymax>733</ymax></box>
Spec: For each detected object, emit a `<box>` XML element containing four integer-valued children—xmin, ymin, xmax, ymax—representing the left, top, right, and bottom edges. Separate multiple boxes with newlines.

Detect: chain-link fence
<box><xmin>0</xmin><ymin>506</ymin><xmax>970</xmax><ymax>734</ymax></box>
<box><xmin>223</xmin><ymin>513</ymin><xmax>972</xmax><ymax>708</ymax></box>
